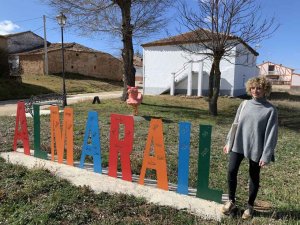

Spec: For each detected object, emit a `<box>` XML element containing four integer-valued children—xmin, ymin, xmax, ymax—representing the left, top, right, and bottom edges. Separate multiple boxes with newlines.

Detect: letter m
<box><xmin>50</xmin><ymin>106</ymin><xmax>73</xmax><ymax>166</ymax></box>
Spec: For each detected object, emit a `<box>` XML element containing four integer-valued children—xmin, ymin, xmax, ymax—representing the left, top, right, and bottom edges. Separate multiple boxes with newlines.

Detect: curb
<box><xmin>1</xmin><ymin>150</ymin><xmax>223</xmax><ymax>222</ymax></box>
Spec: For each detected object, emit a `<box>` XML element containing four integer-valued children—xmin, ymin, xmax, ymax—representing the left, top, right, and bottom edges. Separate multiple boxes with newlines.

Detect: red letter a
<box><xmin>13</xmin><ymin>101</ymin><xmax>30</xmax><ymax>155</ymax></box>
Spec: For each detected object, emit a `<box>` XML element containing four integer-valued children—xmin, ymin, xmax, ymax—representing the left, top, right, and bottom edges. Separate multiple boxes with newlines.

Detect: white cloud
<box><xmin>0</xmin><ymin>20</ymin><xmax>20</xmax><ymax>35</ymax></box>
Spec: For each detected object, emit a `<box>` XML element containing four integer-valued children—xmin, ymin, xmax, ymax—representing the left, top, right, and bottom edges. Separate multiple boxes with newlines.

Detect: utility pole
<box><xmin>43</xmin><ymin>15</ymin><xmax>48</xmax><ymax>75</ymax></box>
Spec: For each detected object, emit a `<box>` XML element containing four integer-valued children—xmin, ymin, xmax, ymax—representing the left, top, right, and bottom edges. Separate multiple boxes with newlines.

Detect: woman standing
<box><xmin>221</xmin><ymin>76</ymin><xmax>278</xmax><ymax>219</ymax></box>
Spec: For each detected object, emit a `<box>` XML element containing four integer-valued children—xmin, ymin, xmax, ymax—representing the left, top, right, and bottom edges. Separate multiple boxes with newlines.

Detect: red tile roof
<box><xmin>17</xmin><ymin>42</ymin><xmax>101</xmax><ymax>55</ymax></box>
<box><xmin>142</xmin><ymin>29</ymin><xmax>258</xmax><ymax>56</ymax></box>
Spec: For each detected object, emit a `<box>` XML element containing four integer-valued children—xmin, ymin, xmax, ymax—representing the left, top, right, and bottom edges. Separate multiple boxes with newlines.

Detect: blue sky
<box><xmin>1</xmin><ymin>0</ymin><xmax>299</xmax><ymax>72</ymax></box>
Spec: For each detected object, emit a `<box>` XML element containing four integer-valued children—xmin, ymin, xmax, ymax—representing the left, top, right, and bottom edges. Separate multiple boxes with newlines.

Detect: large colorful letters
<box><xmin>12</xmin><ymin>101</ymin><xmax>223</xmax><ymax>203</ymax></box>
<box><xmin>13</xmin><ymin>101</ymin><xmax>30</xmax><ymax>155</ymax></box>
<box><xmin>50</xmin><ymin>106</ymin><xmax>73</xmax><ymax>166</ymax></box>
<box><xmin>33</xmin><ymin>104</ymin><xmax>48</xmax><ymax>159</ymax></box>
<box><xmin>80</xmin><ymin>111</ymin><xmax>102</xmax><ymax>173</ymax></box>
<box><xmin>108</xmin><ymin>114</ymin><xmax>134</xmax><ymax>181</ymax></box>
<box><xmin>177</xmin><ymin>122</ymin><xmax>191</xmax><ymax>195</ymax></box>
<box><xmin>138</xmin><ymin>119</ymin><xmax>169</xmax><ymax>190</ymax></box>
<box><xmin>196</xmin><ymin>125</ymin><xmax>223</xmax><ymax>203</ymax></box>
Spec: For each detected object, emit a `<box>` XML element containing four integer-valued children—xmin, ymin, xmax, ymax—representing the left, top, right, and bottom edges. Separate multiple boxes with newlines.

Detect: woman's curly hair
<box><xmin>245</xmin><ymin>76</ymin><xmax>272</xmax><ymax>97</ymax></box>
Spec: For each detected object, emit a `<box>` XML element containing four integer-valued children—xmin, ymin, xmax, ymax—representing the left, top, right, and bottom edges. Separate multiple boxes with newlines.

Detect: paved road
<box><xmin>0</xmin><ymin>91</ymin><xmax>122</xmax><ymax>116</ymax></box>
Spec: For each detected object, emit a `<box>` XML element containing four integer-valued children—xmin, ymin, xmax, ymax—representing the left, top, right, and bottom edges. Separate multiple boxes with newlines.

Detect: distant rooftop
<box><xmin>17</xmin><ymin>42</ymin><xmax>107</xmax><ymax>55</ymax></box>
<box><xmin>142</xmin><ymin>29</ymin><xmax>258</xmax><ymax>56</ymax></box>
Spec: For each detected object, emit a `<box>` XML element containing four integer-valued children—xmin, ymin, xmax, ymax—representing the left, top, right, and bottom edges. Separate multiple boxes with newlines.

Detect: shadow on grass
<box><xmin>239</xmin><ymin>91</ymin><xmax>300</xmax><ymax>101</ymax></box>
<box><xmin>142</xmin><ymin>116</ymin><xmax>174</xmax><ymax>124</ymax></box>
<box><xmin>269</xmin><ymin>91</ymin><xmax>300</xmax><ymax>101</ymax></box>
<box><xmin>141</xmin><ymin>102</ymin><xmax>205</xmax><ymax>112</ymax></box>
<box><xmin>141</xmin><ymin>102</ymin><xmax>211</xmax><ymax>121</ymax></box>
<box><xmin>0</xmin><ymin>80</ymin><xmax>55</xmax><ymax>101</ymax></box>
<box><xmin>225</xmin><ymin>207</ymin><xmax>300</xmax><ymax>222</ymax></box>
<box><xmin>255</xmin><ymin>209</ymin><xmax>300</xmax><ymax>221</ymax></box>
<box><xmin>276</xmin><ymin>103</ymin><xmax>300</xmax><ymax>131</ymax></box>
<box><xmin>53</xmin><ymin>72</ymin><xmax>123</xmax><ymax>87</ymax></box>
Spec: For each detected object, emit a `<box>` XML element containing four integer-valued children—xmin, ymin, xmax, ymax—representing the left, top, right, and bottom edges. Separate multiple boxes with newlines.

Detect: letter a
<box><xmin>139</xmin><ymin>119</ymin><xmax>168</xmax><ymax>190</ymax></box>
<box><xmin>108</xmin><ymin>114</ymin><xmax>134</xmax><ymax>181</ymax></box>
<box><xmin>80</xmin><ymin>111</ymin><xmax>102</xmax><ymax>173</ymax></box>
<box><xmin>50</xmin><ymin>106</ymin><xmax>74</xmax><ymax>166</ymax></box>
<box><xmin>13</xmin><ymin>101</ymin><xmax>30</xmax><ymax>155</ymax></box>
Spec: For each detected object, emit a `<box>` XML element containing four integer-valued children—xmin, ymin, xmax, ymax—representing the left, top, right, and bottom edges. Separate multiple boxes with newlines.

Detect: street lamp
<box><xmin>56</xmin><ymin>12</ymin><xmax>67</xmax><ymax>107</ymax></box>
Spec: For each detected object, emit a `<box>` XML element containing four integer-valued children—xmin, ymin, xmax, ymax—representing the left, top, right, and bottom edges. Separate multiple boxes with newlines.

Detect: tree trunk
<box><xmin>116</xmin><ymin>0</ymin><xmax>135</xmax><ymax>101</ymax></box>
<box><xmin>208</xmin><ymin>57</ymin><xmax>221</xmax><ymax>116</ymax></box>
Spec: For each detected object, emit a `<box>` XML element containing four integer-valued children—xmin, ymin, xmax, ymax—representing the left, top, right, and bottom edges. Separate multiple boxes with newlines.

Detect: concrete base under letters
<box><xmin>0</xmin><ymin>150</ymin><xmax>224</xmax><ymax>222</ymax></box>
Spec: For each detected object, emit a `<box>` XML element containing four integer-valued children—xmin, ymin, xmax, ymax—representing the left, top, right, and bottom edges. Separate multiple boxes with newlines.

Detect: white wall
<box><xmin>291</xmin><ymin>74</ymin><xmax>300</xmax><ymax>86</ymax></box>
<box><xmin>143</xmin><ymin>44</ymin><xmax>233</xmax><ymax>95</ymax></box>
<box><xmin>143</xmin><ymin>43</ymin><xmax>256</xmax><ymax>96</ymax></box>
<box><xmin>143</xmin><ymin>45</ymin><xmax>202</xmax><ymax>95</ymax></box>
<box><xmin>234</xmin><ymin>44</ymin><xmax>258</xmax><ymax>96</ymax></box>
<box><xmin>218</xmin><ymin>51</ymin><xmax>236</xmax><ymax>96</ymax></box>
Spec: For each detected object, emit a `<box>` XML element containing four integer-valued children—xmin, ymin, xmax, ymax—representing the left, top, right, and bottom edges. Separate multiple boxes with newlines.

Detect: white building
<box><xmin>258</xmin><ymin>61</ymin><xmax>293</xmax><ymax>85</ymax></box>
<box><xmin>142</xmin><ymin>31</ymin><xmax>259</xmax><ymax>96</ymax></box>
<box><xmin>291</xmin><ymin>74</ymin><xmax>300</xmax><ymax>91</ymax></box>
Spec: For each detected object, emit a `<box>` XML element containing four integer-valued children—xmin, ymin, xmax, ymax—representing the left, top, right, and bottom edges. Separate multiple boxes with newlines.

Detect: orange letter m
<box><xmin>50</xmin><ymin>106</ymin><xmax>74</xmax><ymax>166</ymax></box>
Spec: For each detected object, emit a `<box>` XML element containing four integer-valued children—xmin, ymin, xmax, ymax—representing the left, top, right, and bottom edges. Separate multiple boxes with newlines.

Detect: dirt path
<box><xmin>0</xmin><ymin>91</ymin><xmax>122</xmax><ymax>116</ymax></box>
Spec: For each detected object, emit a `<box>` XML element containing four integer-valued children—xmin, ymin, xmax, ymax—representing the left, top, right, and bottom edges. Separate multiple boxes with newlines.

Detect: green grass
<box><xmin>0</xmin><ymin>95</ymin><xmax>299</xmax><ymax>224</ymax></box>
<box><xmin>0</xmin><ymin>73</ymin><xmax>122</xmax><ymax>101</ymax></box>
<box><xmin>0</xmin><ymin>158</ymin><xmax>211</xmax><ymax>225</ymax></box>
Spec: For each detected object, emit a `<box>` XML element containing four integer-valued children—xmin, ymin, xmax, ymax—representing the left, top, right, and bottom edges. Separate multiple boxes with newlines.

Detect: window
<box><xmin>268</xmin><ymin>65</ymin><xmax>275</xmax><ymax>71</ymax></box>
<box><xmin>268</xmin><ymin>65</ymin><xmax>275</xmax><ymax>75</ymax></box>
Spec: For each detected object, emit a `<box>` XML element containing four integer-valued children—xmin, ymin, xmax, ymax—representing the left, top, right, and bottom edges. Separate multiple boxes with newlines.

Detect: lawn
<box><xmin>0</xmin><ymin>73</ymin><xmax>122</xmax><ymax>101</ymax></box>
<box><xmin>0</xmin><ymin>94</ymin><xmax>299</xmax><ymax>224</ymax></box>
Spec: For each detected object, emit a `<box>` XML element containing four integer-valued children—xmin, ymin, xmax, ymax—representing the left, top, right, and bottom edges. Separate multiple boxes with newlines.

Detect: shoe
<box><xmin>242</xmin><ymin>205</ymin><xmax>254</xmax><ymax>219</ymax></box>
<box><xmin>221</xmin><ymin>200</ymin><xmax>236</xmax><ymax>215</ymax></box>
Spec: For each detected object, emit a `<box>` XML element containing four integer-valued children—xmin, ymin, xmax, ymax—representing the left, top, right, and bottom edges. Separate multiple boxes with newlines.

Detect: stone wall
<box><xmin>48</xmin><ymin>50</ymin><xmax>123</xmax><ymax>81</ymax></box>
<box><xmin>0</xmin><ymin>37</ymin><xmax>7</xmax><ymax>50</ymax></box>
<box><xmin>18</xmin><ymin>49</ymin><xmax>123</xmax><ymax>81</ymax></box>
<box><xmin>19</xmin><ymin>54</ymin><xmax>44</xmax><ymax>75</ymax></box>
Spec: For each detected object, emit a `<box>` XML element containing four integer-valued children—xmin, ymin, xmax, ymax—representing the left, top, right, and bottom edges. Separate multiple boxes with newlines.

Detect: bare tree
<box><xmin>178</xmin><ymin>0</ymin><xmax>278</xmax><ymax>116</ymax></box>
<box><xmin>42</xmin><ymin>0</ymin><xmax>173</xmax><ymax>100</ymax></box>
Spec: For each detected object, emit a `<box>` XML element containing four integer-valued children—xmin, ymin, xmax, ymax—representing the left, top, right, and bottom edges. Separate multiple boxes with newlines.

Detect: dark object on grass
<box><xmin>92</xmin><ymin>96</ymin><xmax>101</xmax><ymax>104</ymax></box>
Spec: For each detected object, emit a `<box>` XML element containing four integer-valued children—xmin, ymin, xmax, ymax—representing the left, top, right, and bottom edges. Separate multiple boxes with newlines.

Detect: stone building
<box><xmin>0</xmin><ymin>31</ymin><xmax>46</xmax><ymax>76</ymax></box>
<box><xmin>17</xmin><ymin>42</ymin><xmax>123</xmax><ymax>81</ymax></box>
<box><xmin>0</xmin><ymin>31</ymin><xmax>123</xmax><ymax>81</ymax></box>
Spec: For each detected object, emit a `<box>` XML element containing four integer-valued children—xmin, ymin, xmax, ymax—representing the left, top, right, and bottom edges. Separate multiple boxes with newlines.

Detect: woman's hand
<box><xmin>223</xmin><ymin>145</ymin><xmax>229</xmax><ymax>154</ymax></box>
<box><xmin>259</xmin><ymin>160</ymin><xmax>266</xmax><ymax>167</ymax></box>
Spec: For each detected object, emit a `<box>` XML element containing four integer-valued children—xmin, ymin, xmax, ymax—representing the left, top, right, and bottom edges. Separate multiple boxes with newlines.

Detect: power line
<box><xmin>45</xmin><ymin>16</ymin><xmax>57</xmax><ymax>21</ymax></box>
<box><xmin>12</xmin><ymin>17</ymin><xmax>42</xmax><ymax>23</ymax></box>
<box><xmin>32</xmin><ymin>26</ymin><xmax>44</xmax><ymax>32</ymax></box>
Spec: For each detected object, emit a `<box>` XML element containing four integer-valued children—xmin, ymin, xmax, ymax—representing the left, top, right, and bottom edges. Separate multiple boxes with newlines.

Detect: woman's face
<box><xmin>250</xmin><ymin>85</ymin><xmax>265</xmax><ymax>99</ymax></box>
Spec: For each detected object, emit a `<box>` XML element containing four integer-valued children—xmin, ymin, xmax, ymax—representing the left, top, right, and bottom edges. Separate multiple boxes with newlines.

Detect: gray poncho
<box><xmin>226</xmin><ymin>98</ymin><xmax>278</xmax><ymax>163</ymax></box>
